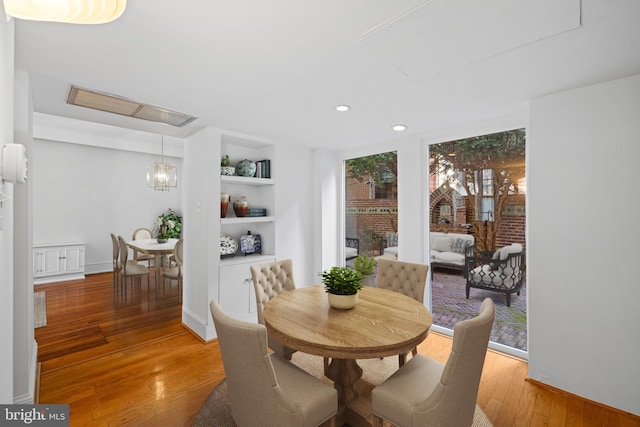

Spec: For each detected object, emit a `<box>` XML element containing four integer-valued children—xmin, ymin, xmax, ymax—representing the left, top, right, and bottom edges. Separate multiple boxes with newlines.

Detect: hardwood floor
<box><xmin>35</xmin><ymin>272</ymin><xmax>639</xmax><ymax>427</ymax></box>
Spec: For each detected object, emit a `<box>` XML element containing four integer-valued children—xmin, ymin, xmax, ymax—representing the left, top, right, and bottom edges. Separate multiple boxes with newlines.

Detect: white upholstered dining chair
<box><xmin>210</xmin><ymin>300</ymin><xmax>337</xmax><ymax>427</ymax></box>
<box><xmin>372</xmin><ymin>298</ymin><xmax>495</xmax><ymax>427</ymax></box>
<box><xmin>117</xmin><ymin>235</ymin><xmax>150</xmax><ymax>292</ymax></box>
<box><xmin>132</xmin><ymin>227</ymin><xmax>154</xmax><ymax>267</ymax></box>
<box><xmin>162</xmin><ymin>238</ymin><xmax>183</xmax><ymax>301</ymax></box>
<box><xmin>376</xmin><ymin>257</ymin><xmax>429</xmax><ymax>366</ymax></box>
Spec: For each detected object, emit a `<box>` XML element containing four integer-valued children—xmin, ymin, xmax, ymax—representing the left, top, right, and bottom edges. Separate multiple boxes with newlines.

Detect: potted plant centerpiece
<box><xmin>154</xmin><ymin>209</ymin><xmax>182</xmax><ymax>243</ymax></box>
<box><xmin>320</xmin><ymin>266</ymin><xmax>363</xmax><ymax>309</ymax></box>
<box><xmin>353</xmin><ymin>254</ymin><xmax>375</xmax><ymax>287</ymax></box>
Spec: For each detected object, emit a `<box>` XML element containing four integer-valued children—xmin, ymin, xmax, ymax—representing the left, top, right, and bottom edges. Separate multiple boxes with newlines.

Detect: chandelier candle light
<box><xmin>147</xmin><ymin>135</ymin><xmax>177</xmax><ymax>191</ymax></box>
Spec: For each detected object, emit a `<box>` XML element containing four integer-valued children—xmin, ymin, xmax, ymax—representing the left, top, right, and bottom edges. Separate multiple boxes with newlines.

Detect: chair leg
<box><xmin>319</xmin><ymin>415</ymin><xmax>336</xmax><ymax>427</ymax></box>
<box><xmin>372</xmin><ymin>414</ymin><xmax>384</xmax><ymax>427</ymax></box>
<box><xmin>398</xmin><ymin>353</ymin><xmax>406</xmax><ymax>367</ymax></box>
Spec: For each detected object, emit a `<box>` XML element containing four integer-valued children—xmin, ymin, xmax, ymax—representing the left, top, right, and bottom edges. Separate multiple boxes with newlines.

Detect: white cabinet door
<box><xmin>63</xmin><ymin>246</ymin><xmax>85</xmax><ymax>273</ymax></box>
<box><xmin>43</xmin><ymin>248</ymin><xmax>64</xmax><ymax>275</ymax></box>
<box><xmin>219</xmin><ymin>263</ymin><xmax>254</xmax><ymax>319</ymax></box>
<box><xmin>33</xmin><ymin>250</ymin><xmax>46</xmax><ymax>277</ymax></box>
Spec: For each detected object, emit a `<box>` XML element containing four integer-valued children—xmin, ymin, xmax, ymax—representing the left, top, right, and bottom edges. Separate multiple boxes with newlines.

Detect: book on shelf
<box><xmin>255</xmin><ymin>159</ymin><xmax>270</xmax><ymax>178</ymax></box>
<box><xmin>245</xmin><ymin>208</ymin><xmax>267</xmax><ymax>217</ymax></box>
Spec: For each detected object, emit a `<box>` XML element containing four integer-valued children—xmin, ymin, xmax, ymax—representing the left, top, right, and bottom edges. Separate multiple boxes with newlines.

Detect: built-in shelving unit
<box><xmin>218</xmin><ymin>134</ymin><xmax>276</xmax><ymax>321</ymax></box>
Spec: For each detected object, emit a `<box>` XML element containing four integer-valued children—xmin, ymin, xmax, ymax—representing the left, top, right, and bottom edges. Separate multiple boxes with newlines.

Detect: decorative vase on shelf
<box><xmin>221</xmin><ymin>166</ymin><xmax>235</xmax><ymax>176</ymax></box>
<box><xmin>233</xmin><ymin>196</ymin><xmax>249</xmax><ymax>217</ymax></box>
<box><xmin>236</xmin><ymin>159</ymin><xmax>256</xmax><ymax>177</ymax></box>
<box><xmin>220</xmin><ymin>193</ymin><xmax>230</xmax><ymax>218</ymax></box>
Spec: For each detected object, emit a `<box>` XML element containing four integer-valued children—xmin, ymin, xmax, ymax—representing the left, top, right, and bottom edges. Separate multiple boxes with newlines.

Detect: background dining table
<box><xmin>263</xmin><ymin>285</ymin><xmax>432</xmax><ymax>427</ymax></box>
<box><xmin>126</xmin><ymin>238</ymin><xmax>178</xmax><ymax>285</ymax></box>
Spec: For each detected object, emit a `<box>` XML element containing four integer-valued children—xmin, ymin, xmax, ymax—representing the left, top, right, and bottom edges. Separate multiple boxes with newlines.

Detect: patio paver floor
<box><xmin>430</xmin><ymin>268</ymin><xmax>527</xmax><ymax>351</ymax></box>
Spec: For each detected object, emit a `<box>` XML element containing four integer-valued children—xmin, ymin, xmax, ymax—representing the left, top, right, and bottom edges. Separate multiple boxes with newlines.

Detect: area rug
<box><xmin>193</xmin><ymin>352</ymin><xmax>493</xmax><ymax>426</ymax></box>
<box><xmin>34</xmin><ymin>291</ymin><xmax>47</xmax><ymax>328</ymax></box>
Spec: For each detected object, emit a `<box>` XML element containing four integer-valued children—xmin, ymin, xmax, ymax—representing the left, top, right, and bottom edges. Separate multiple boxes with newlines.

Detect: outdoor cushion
<box><xmin>384</xmin><ymin>246</ymin><xmax>399</xmax><ymax>257</ymax></box>
<box><xmin>432</xmin><ymin>237</ymin><xmax>453</xmax><ymax>252</ymax></box>
<box><xmin>345</xmin><ymin>246</ymin><xmax>358</xmax><ymax>259</ymax></box>
<box><xmin>386</xmin><ymin>232</ymin><xmax>399</xmax><ymax>247</ymax></box>
<box><xmin>469</xmin><ymin>265</ymin><xmax>517</xmax><ymax>289</ymax></box>
<box><xmin>451</xmin><ymin>237</ymin><xmax>472</xmax><ymax>254</ymax></box>
<box><xmin>432</xmin><ymin>251</ymin><xmax>465</xmax><ymax>266</ymax></box>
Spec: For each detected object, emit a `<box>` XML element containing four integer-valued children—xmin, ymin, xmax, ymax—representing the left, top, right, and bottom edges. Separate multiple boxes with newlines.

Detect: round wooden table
<box><xmin>263</xmin><ymin>285</ymin><xmax>432</xmax><ymax>423</ymax></box>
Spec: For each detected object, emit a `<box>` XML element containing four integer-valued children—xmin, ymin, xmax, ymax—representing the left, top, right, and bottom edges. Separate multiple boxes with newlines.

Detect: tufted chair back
<box><xmin>250</xmin><ymin>259</ymin><xmax>297</xmax><ymax>359</ymax></box>
<box><xmin>376</xmin><ymin>258</ymin><xmax>429</xmax><ymax>366</ymax></box>
<box><xmin>376</xmin><ymin>258</ymin><xmax>429</xmax><ymax>303</ymax></box>
<box><xmin>210</xmin><ymin>300</ymin><xmax>338</xmax><ymax>427</ymax></box>
<box><xmin>250</xmin><ymin>259</ymin><xmax>296</xmax><ymax>324</ymax></box>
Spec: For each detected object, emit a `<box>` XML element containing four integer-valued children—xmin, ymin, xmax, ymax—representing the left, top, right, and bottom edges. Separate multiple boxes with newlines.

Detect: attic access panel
<box><xmin>360</xmin><ymin>0</ymin><xmax>581</xmax><ymax>82</ymax></box>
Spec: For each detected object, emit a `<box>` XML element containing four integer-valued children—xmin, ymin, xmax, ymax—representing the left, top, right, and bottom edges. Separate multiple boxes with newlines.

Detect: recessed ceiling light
<box><xmin>336</xmin><ymin>105</ymin><xmax>351</xmax><ymax>112</ymax></box>
<box><xmin>392</xmin><ymin>124</ymin><xmax>407</xmax><ymax>132</ymax></box>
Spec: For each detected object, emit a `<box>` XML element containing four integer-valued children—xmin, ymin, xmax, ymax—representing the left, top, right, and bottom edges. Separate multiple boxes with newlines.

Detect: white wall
<box><xmin>32</xmin><ymin>133</ymin><xmax>183</xmax><ymax>275</ymax></box>
<box><xmin>181</xmin><ymin>127</ymin><xmax>220</xmax><ymax>340</ymax></box>
<box><xmin>0</xmin><ymin>10</ymin><xmax>15</xmax><ymax>404</ymax></box>
<box><xmin>274</xmin><ymin>142</ymin><xmax>315</xmax><ymax>285</ymax></box>
<box><xmin>13</xmin><ymin>71</ymin><xmax>36</xmax><ymax>403</ymax></box>
<box><xmin>528</xmin><ymin>74</ymin><xmax>640</xmax><ymax>415</ymax></box>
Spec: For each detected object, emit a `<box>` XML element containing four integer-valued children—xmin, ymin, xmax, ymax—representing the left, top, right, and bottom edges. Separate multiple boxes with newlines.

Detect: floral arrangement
<box><xmin>154</xmin><ymin>209</ymin><xmax>182</xmax><ymax>239</ymax></box>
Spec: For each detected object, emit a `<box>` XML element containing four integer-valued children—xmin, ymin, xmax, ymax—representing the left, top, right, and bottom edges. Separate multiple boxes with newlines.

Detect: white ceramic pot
<box><xmin>328</xmin><ymin>293</ymin><xmax>358</xmax><ymax>310</ymax></box>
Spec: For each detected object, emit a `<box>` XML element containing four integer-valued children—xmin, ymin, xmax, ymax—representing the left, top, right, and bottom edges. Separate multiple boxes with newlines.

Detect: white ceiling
<box><xmin>12</xmin><ymin>0</ymin><xmax>640</xmax><ymax>150</ymax></box>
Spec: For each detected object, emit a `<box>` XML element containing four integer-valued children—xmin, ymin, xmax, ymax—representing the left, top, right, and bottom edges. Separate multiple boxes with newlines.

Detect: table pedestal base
<box><xmin>326</xmin><ymin>358</ymin><xmax>363</xmax><ymax>405</ymax></box>
<box><xmin>324</xmin><ymin>359</ymin><xmax>381</xmax><ymax>427</ymax></box>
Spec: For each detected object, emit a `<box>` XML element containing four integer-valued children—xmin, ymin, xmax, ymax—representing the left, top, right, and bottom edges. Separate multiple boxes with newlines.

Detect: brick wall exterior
<box><xmin>345</xmin><ymin>169</ymin><xmax>525</xmax><ymax>254</ymax></box>
<box><xmin>345</xmin><ymin>173</ymin><xmax>397</xmax><ymax>256</ymax></box>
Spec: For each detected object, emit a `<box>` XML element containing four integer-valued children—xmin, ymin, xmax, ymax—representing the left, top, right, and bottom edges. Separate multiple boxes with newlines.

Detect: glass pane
<box><xmin>345</xmin><ymin>152</ymin><xmax>398</xmax><ymax>268</ymax></box>
<box><xmin>428</xmin><ymin>129</ymin><xmax>527</xmax><ymax>352</ymax></box>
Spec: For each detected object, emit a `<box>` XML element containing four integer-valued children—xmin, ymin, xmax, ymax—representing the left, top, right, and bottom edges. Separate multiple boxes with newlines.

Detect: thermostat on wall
<box><xmin>1</xmin><ymin>143</ymin><xmax>28</xmax><ymax>184</ymax></box>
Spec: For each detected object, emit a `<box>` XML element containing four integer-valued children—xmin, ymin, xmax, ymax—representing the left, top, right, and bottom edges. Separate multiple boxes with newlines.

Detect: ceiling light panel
<box><xmin>67</xmin><ymin>86</ymin><xmax>198</xmax><ymax>127</ymax></box>
<box><xmin>3</xmin><ymin>0</ymin><xmax>127</xmax><ymax>24</ymax></box>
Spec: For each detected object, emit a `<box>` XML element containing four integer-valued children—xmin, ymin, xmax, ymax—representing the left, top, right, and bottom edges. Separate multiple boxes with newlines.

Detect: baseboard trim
<box><xmin>526</xmin><ymin>378</ymin><xmax>640</xmax><ymax>420</ymax></box>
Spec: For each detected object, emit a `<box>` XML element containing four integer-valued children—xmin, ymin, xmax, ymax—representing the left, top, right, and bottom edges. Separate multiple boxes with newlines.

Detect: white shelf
<box><xmin>221</xmin><ymin>175</ymin><xmax>274</xmax><ymax>185</ymax></box>
<box><xmin>221</xmin><ymin>216</ymin><xmax>274</xmax><ymax>225</ymax></box>
<box><xmin>220</xmin><ymin>254</ymin><xmax>275</xmax><ymax>267</ymax></box>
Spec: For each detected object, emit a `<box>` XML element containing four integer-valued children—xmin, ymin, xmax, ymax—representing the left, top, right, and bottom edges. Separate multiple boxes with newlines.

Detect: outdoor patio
<box><xmin>431</xmin><ymin>268</ymin><xmax>527</xmax><ymax>351</ymax></box>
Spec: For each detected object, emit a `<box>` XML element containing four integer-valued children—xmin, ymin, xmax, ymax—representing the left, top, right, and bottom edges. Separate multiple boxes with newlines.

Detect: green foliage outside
<box><xmin>353</xmin><ymin>254</ymin><xmax>375</xmax><ymax>276</ymax></box>
<box><xmin>345</xmin><ymin>151</ymin><xmax>397</xmax><ymax>187</ymax></box>
<box><xmin>429</xmin><ymin>129</ymin><xmax>525</xmax><ymax>251</ymax></box>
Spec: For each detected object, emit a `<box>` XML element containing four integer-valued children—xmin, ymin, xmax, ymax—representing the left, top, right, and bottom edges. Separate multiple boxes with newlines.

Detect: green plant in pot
<box><xmin>353</xmin><ymin>254</ymin><xmax>375</xmax><ymax>287</ymax></box>
<box><xmin>221</xmin><ymin>155</ymin><xmax>235</xmax><ymax>176</ymax></box>
<box><xmin>320</xmin><ymin>266</ymin><xmax>363</xmax><ymax>309</ymax></box>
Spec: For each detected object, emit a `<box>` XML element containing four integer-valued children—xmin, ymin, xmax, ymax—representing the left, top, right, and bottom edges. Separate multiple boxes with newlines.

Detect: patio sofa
<box><xmin>429</xmin><ymin>232</ymin><xmax>475</xmax><ymax>277</ymax></box>
<box><xmin>464</xmin><ymin>243</ymin><xmax>525</xmax><ymax>307</ymax></box>
<box><xmin>379</xmin><ymin>231</ymin><xmax>475</xmax><ymax>277</ymax></box>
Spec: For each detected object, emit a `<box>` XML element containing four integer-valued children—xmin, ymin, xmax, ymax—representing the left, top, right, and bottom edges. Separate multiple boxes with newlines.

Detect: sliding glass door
<box><xmin>428</xmin><ymin>129</ymin><xmax>528</xmax><ymax>354</ymax></box>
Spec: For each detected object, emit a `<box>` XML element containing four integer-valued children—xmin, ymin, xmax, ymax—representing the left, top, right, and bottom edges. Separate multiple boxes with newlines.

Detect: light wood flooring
<box><xmin>35</xmin><ymin>272</ymin><xmax>639</xmax><ymax>426</ymax></box>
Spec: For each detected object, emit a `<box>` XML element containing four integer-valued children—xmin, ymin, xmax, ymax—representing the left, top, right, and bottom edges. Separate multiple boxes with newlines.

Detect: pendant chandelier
<box><xmin>147</xmin><ymin>136</ymin><xmax>177</xmax><ymax>191</ymax></box>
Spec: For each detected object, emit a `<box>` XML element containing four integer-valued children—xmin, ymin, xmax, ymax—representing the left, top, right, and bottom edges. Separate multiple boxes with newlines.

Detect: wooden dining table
<box><xmin>263</xmin><ymin>285</ymin><xmax>432</xmax><ymax>427</ymax></box>
<box><xmin>126</xmin><ymin>238</ymin><xmax>178</xmax><ymax>285</ymax></box>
